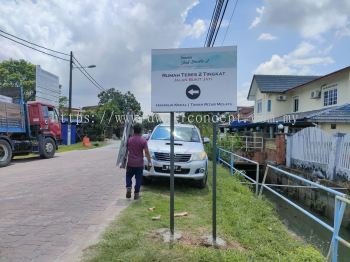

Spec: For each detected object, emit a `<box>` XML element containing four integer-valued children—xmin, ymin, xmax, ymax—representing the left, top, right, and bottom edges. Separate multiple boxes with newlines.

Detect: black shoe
<box><xmin>134</xmin><ymin>193</ymin><xmax>140</xmax><ymax>200</ymax></box>
<box><xmin>126</xmin><ymin>188</ymin><xmax>132</xmax><ymax>199</ymax></box>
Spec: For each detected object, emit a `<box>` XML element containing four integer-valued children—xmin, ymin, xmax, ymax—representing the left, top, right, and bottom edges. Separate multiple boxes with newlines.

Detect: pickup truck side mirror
<box><xmin>203</xmin><ymin>137</ymin><xmax>210</xmax><ymax>144</ymax></box>
<box><xmin>143</xmin><ymin>133</ymin><xmax>150</xmax><ymax>140</ymax></box>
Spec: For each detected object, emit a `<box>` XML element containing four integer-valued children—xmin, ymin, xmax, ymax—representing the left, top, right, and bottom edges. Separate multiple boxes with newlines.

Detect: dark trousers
<box><xmin>126</xmin><ymin>166</ymin><xmax>143</xmax><ymax>193</ymax></box>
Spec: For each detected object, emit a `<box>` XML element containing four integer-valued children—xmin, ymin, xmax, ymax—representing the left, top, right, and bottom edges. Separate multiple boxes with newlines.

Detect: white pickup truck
<box><xmin>143</xmin><ymin>124</ymin><xmax>210</xmax><ymax>188</ymax></box>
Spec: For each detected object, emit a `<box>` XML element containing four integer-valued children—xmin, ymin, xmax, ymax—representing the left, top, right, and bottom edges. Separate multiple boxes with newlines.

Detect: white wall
<box><xmin>318</xmin><ymin>123</ymin><xmax>350</xmax><ymax>134</ymax></box>
<box><xmin>288</xmin><ymin>71</ymin><xmax>350</xmax><ymax>113</ymax></box>
<box><xmin>252</xmin><ymin>71</ymin><xmax>350</xmax><ymax>124</ymax></box>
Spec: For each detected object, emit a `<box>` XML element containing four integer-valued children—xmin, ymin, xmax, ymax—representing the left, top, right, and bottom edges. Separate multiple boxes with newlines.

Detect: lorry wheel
<box><xmin>0</xmin><ymin>140</ymin><xmax>12</xmax><ymax>168</ymax></box>
<box><xmin>40</xmin><ymin>137</ymin><xmax>56</xmax><ymax>159</ymax></box>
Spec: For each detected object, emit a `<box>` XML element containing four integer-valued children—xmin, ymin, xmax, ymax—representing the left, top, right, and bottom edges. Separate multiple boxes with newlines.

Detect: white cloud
<box><xmin>255</xmin><ymin>54</ymin><xmax>296</xmax><ymax>75</ymax></box>
<box><xmin>255</xmin><ymin>41</ymin><xmax>334</xmax><ymax>75</ymax></box>
<box><xmin>237</xmin><ymin>82</ymin><xmax>254</xmax><ymax>106</ymax></box>
<box><xmin>336</xmin><ymin>25</ymin><xmax>350</xmax><ymax>38</ymax></box>
<box><xmin>261</xmin><ymin>0</ymin><xmax>350</xmax><ymax>40</ymax></box>
<box><xmin>258</xmin><ymin>33</ymin><xmax>277</xmax><ymax>41</ymax></box>
<box><xmin>249</xmin><ymin>6</ymin><xmax>265</xmax><ymax>29</ymax></box>
<box><xmin>289</xmin><ymin>42</ymin><xmax>315</xmax><ymax>57</ymax></box>
<box><xmin>185</xmin><ymin>19</ymin><xmax>206</xmax><ymax>39</ymax></box>
<box><xmin>220</xmin><ymin>19</ymin><xmax>230</xmax><ymax>28</ymax></box>
<box><xmin>291</xmin><ymin>57</ymin><xmax>334</xmax><ymax>66</ymax></box>
<box><xmin>0</xmin><ymin>0</ymin><xmax>201</xmax><ymax>114</ymax></box>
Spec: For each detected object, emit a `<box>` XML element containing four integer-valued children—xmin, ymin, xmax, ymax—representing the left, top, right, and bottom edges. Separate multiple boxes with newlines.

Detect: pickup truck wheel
<box><xmin>142</xmin><ymin>176</ymin><xmax>152</xmax><ymax>185</ymax></box>
<box><xmin>40</xmin><ymin>137</ymin><xmax>56</xmax><ymax>159</ymax></box>
<box><xmin>0</xmin><ymin>140</ymin><xmax>12</xmax><ymax>167</ymax></box>
<box><xmin>195</xmin><ymin>172</ymin><xmax>208</xmax><ymax>189</ymax></box>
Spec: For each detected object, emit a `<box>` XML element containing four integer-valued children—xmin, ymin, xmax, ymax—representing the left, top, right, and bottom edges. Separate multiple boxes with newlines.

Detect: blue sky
<box><xmin>182</xmin><ymin>0</ymin><xmax>350</xmax><ymax>106</ymax></box>
<box><xmin>0</xmin><ymin>0</ymin><xmax>349</xmax><ymax>113</ymax></box>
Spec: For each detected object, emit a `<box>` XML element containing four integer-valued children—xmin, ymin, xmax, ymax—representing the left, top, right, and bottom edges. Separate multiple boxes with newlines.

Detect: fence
<box><xmin>217</xmin><ymin>147</ymin><xmax>260</xmax><ymax>195</ymax></box>
<box><xmin>220</xmin><ymin>135</ymin><xmax>263</xmax><ymax>152</ymax></box>
<box><xmin>217</xmin><ymin>146</ymin><xmax>350</xmax><ymax>261</ymax></box>
<box><xmin>337</xmin><ymin>134</ymin><xmax>350</xmax><ymax>180</ymax></box>
<box><xmin>286</xmin><ymin>127</ymin><xmax>350</xmax><ymax>181</ymax></box>
<box><xmin>259</xmin><ymin>164</ymin><xmax>350</xmax><ymax>262</ymax></box>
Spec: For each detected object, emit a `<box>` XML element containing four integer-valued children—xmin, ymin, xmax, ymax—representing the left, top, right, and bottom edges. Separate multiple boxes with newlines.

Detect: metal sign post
<box><xmin>170</xmin><ymin>112</ymin><xmax>175</xmax><ymax>240</ymax></box>
<box><xmin>212</xmin><ymin>114</ymin><xmax>218</xmax><ymax>245</ymax></box>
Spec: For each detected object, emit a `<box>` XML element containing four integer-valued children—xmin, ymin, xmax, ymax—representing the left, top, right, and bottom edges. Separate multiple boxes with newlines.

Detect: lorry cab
<box><xmin>27</xmin><ymin>101</ymin><xmax>61</xmax><ymax>139</ymax></box>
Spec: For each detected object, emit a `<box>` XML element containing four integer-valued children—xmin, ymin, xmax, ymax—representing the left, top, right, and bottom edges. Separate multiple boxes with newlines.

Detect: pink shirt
<box><xmin>127</xmin><ymin>135</ymin><xmax>148</xmax><ymax>167</ymax></box>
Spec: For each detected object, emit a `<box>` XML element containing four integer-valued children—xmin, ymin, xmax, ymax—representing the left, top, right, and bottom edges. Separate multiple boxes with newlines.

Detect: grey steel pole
<box><xmin>67</xmin><ymin>51</ymin><xmax>73</xmax><ymax>145</ymax></box>
<box><xmin>212</xmin><ymin>113</ymin><xmax>218</xmax><ymax>245</ymax></box>
<box><xmin>170</xmin><ymin>112</ymin><xmax>175</xmax><ymax>239</ymax></box>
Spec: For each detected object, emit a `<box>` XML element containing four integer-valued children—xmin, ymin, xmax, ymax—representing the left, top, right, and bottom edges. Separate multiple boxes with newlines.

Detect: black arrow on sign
<box><xmin>186</xmin><ymin>84</ymin><xmax>201</xmax><ymax>100</ymax></box>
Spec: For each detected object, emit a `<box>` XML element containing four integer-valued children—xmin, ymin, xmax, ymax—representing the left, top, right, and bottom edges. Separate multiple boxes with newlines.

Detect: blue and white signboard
<box><xmin>151</xmin><ymin>46</ymin><xmax>237</xmax><ymax>112</ymax></box>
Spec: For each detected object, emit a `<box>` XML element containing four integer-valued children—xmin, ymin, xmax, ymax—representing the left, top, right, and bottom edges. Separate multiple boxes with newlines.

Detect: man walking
<box><xmin>126</xmin><ymin>123</ymin><xmax>152</xmax><ymax>200</ymax></box>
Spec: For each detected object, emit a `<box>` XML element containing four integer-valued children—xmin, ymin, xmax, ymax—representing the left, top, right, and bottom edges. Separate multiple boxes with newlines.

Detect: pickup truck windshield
<box><xmin>150</xmin><ymin>126</ymin><xmax>200</xmax><ymax>142</ymax></box>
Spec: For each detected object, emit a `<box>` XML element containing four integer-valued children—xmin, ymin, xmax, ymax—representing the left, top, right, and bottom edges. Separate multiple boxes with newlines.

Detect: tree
<box><xmin>97</xmin><ymin>88</ymin><xmax>142</xmax><ymax>115</ymax></box>
<box><xmin>94</xmin><ymin>88</ymin><xmax>143</xmax><ymax>138</ymax></box>
<box><xmin>0</xmin><ymin>59</ymin><xmax>35</xmax><ymax>101</ymax></box>
<box><xmin>142</xmin><ymin>113</ymin><xmax>162</xmax><ymax>133</ymax></box>
<box><xmin>59</xmin><ymin>96</ymin><xmax>68</xmax><ymax>115</ymax></box>
<box><xmin>178</xmin><ymin>112</ymin><xmax>213</xmax><ymax>138</ymax></box>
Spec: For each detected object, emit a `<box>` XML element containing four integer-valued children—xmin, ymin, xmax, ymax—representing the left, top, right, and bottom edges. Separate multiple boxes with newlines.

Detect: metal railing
<box><xmin>217</xmin><ymin>148</ymin><xmax>350</xmax><ymax>261</ymax></box>
<box><xmin>217</xmin><ymin>147</ymin><xmax>260</xmax><ymax>195</ymax></box>
<box><xmin>239</xmin><ymin>135</ymin><xmax>264</xmax><ymax>152</ymax></box>
<box><xmin>259</xmin><ymin>164</ymin><xmax>350</xmax><ymax>262</ymax></box>
<box><xmin>220</xmin><ymin>135</ymin><xmax>264</xmax><ymax>152</ymax></box>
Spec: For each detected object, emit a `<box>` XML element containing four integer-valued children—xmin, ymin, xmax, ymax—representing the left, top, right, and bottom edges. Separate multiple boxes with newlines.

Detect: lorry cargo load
<box><xmin>0</xmin><ymin>94</ymin><xmax>12</xmax><ymax>103</ymax></box>
<box><xmin>0</xmin><ymin>101</ymin><xmax>25</xmax><ymax>132</ymax></box>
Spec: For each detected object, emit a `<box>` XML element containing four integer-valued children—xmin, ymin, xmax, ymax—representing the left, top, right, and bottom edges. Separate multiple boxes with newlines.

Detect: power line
<box><xmin>73</xmin><ymin>63</ymin><xmax>104</xmax><ymax>92</ymax></box>
<box><xmin>204</xmin><ymin>0</ymin><xmax>220</xmax><ymax>47</ymax></box>
<box><xmin>0</xmin><ymin>29</ymin><xmax>105</xmax><ymax>94</ymax></box>
<box><xmin>221</xmin><ymin>0</ymin><xmax>239</xmax><ymax>45</ymax></box>
<box><xmin>0</xmin><ymin>33</ymin><xmax>70</xmax><ymax>61</ymax></box>
<box><xmin>73</xmin><ymin>56</ymin><xmax>105</xmax><ymax>91</ymax></box>
<box><xmin>205</xmin><ymin>0</ymin><xmax>228</xmax><ymax>47</ymax></box>
<box><xmin>211</xmin><ymin>0</ymin><xmax>230</xmax><ymax>47</ymax></box>
<box><xmin>0</xmin><ymin>28</ymin><xmax>70</xmax><ymax>56</ymax></box>
<box><xmin>206</xmin><ymin>0</ymin><xmax>224</xmax><ymax>47</ymax></box>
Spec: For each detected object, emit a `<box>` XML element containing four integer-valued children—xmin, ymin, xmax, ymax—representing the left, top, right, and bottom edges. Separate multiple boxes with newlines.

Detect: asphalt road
<box><xmin>0</xmin><ymin>141</ymin><xmax>129</xmax><ymax>262</ymax></box>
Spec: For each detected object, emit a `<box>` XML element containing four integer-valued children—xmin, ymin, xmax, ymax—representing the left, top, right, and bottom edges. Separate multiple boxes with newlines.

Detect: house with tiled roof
<box><xmin>247</xmin><ymin>66</ymin><xmax>350</xmax><ymax>133</ymax></box>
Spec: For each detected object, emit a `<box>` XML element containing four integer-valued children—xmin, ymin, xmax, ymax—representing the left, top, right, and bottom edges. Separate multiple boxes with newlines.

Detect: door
<box><xmin>47</xmin><ymin>107</ymin><xmax>61</xmax><ymax>139</ymax></box>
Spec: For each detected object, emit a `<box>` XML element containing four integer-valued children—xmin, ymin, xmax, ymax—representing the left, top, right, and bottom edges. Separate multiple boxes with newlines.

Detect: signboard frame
<box><xmin>35</xmin><ymin>65</ymin><xmax>60</xmax><ymax>107</ymax></box>
<box><xmin>151</xmin><ymin>46</ymin><xmax>237</xmax><ymax>245</ymax></box>
<box><xmin>151</xmin><ymin>46</ymin><xmax>237</xmax><ymax>113</ymax></box>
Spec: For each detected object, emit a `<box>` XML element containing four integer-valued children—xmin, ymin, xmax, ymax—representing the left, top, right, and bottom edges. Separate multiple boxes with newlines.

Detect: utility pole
<box><xmin>67</xmin><ymin>51</ymin><xmax>73</xmax><ymax>145</ymax></box>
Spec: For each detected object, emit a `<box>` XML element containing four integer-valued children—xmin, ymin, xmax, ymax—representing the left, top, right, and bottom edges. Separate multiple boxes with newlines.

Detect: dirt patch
<box><xmin>150</xmin><ymin>228</ymin><xmax>245</xmax><ymax>251</ymax></box>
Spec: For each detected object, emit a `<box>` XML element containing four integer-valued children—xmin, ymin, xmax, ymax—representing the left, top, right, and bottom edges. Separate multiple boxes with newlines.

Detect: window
<box><xmin>48</xmin><ymin>107</ymin><xmax>59</xmax><ymax>122</ymax></box>
<box><xmin>331</xmin><ymin>124</ymin><xmax>336</xmax><ymax>130</ymax></box>
<box><xmin>267</xmin><ymin>100</ymin><xmax>271</xmax><ymax>112</ymax></box>
<box><xmin>324</xmin><ymin>89</ymin><xmax>337</xmax><ymax>106</ymax></box>
<box><xmin>293</xmin><ymin>97</ymin><xmax>299</xmax><ymax>112</ymax></box>
<box><xmin>257</xmin><ymin>99</ymin><xmax>262</xmax><ymax>113</ymax></box>
<box><xmin>150</xmin><ymin>126</ymin><xmax>200</xmax><ymax>142</ymax></box>
<box><xmin>42</xmin><ymin>106</ymin><xmax>49</xmax><ymax>119</ymax></box>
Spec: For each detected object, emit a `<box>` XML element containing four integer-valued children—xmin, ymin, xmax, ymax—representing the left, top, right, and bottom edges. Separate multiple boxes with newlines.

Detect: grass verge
<box><xmin>83</xmin><ymin>163</ymin><xmax>324</xmax><ymax>262</ymax></box>
<box><xmin>57</xmin><ymin>141</ymin><xmax>106</xmax><ymax>153</ymax></box>
<box><xmin>12</xmin><ymin>141</ymin><xmax>106</xmax><ymax>160</ymax></box>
